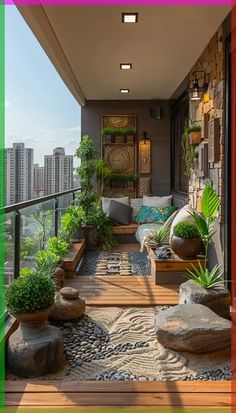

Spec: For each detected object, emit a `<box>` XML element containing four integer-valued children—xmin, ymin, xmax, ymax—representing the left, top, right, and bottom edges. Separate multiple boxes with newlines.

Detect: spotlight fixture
<box><xmin>189</xmin><ymin>71</ymin><xmax>209</xmax><ymax>101</ymax></box>
<box><xmin>122</xmin><ymin>13</ymin><xmax>138</xmax><ymax>23</ymax></box>
<box><xmin>120</xmin><ymin>89</ymin><xmax>130</xmax><ymax>94</ymax></box>
<box><xmin>120</xmin><ymin>63</ymin><xmax>132</xmax><ymax>70</ymax></box>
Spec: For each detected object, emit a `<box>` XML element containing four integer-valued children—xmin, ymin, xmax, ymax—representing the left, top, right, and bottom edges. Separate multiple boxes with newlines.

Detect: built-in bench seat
<box><xmin>112</xmin><ymin>223</ymin><xmax>138</xmax><ymax>235</ymax></box>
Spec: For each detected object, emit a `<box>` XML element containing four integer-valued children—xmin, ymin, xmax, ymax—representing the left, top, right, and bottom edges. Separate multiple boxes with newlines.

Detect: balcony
<box><xmin>2</xmin><ymin>3</ymin><xmax>236</xmax><ymax>410</ymax></box>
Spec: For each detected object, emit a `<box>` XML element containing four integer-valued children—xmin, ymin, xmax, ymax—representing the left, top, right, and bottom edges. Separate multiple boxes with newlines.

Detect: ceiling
<box><xmin>18</xmin><ymin>5</ymin><xmax>230</xmax><ymax>105</ymax></box>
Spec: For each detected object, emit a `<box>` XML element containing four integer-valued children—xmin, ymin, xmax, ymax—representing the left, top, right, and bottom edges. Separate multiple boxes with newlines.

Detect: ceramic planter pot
<box><xmin>82</xmin><ymin>225</ymin><xmax>100</xmax><ymax>250</ymax></box>
<box><xmin>171</xmin><ymin>235</ymin><xmax>203</xmax><ymax>259</ymax></box>
<box><xmin>190</xmin><ymin>131</ymin><xmax>201</xmax><ymax>146</ymax></box>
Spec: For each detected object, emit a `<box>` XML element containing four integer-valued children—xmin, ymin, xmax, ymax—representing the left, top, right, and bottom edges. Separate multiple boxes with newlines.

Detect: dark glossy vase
<box><xmin>82</xmin><ymin>225</ymin><xmax>100</xmax><ymax>250</ymax></box>
<box><xmin>171</xmin><ymin>235</ymin><xmax>203</xmax><ymax>259</ymax></box>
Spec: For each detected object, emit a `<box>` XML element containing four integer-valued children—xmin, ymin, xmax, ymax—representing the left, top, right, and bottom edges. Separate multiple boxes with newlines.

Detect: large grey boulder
<box><xmin>155</xmin><ymin>304</ymin><xmax>231</xmax><ymax>353</ymax></box>
<box><xmin>7</xmin><ymin>324</ymin><xmax>64</xmax><ymax>377</ymax></box>
<box><xmin>179</xmin><ymin>280</ymin><xmax>230</xmax><ymax>319</ymax></box>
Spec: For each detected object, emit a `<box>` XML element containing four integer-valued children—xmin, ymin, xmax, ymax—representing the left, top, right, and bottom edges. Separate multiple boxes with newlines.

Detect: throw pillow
<box><xmin>102</xmin><ymin>196</ymin><xmax>129</xmax><ymax>215</ymax></box>
<box><xmin>143</xmin><ymin>195</ymin><xmax>172</xmax><ymax>208</ymax></box>
<box><xmin>107</xmin><ymin>200</ymin><xmax>133</xmax><ymax>225</ymax></box>
<box><xmin>130</xmin><ymin>198</ymin><xmax>143</xmax><ymax>221</ymax></box>
<box><xmin>135</xmin><ymin>205</ymin><xmax>176</xmax><ymax>225</ymax></box>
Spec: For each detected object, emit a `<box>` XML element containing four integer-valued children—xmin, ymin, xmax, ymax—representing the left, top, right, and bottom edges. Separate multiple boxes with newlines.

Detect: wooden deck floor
<box><xmin>5</xmin><ymin>380</ymin><xmax>231</xmax><ymax>408</ymax></box>
<box><xmin>5</xmin><ymin>244</ymin><xmax>231</xmax><ymax>409</ymax></box>
<box><xmin>66</xmin><ymin>276</ymin><xmax>179</xmax><ymax>306</ymax></box>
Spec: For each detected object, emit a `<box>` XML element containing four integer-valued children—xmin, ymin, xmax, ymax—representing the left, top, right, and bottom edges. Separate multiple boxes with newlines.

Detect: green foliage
<box><xmin>20</xmin><ymin>268</ymin><xmax>33</xmax><ymax>277</ymax></box>
<box><xmin>48</xmin><ymin>236</ymin><xmax>69</xmax><ymax>259</ymax></box>
<box><xmin>95</xmin><ymin>159</ymin><xmax>113</xmax><ymax>197</ymax></box>
<box><xmin>6</xmin><ymin>273</ymin><xmax>55</xmax><ymax>314</ymax></box>
<box><xmin>20</xmin><ymin>237</ymin><xmax>39</xmax><ymax>260</ymax></box>
<box><xmin>103</xmin><ymin>128</ymin><xmax>136</xmax><ymax>136</ymax></box>
<box><xmin>187</xmin><ymin>183</ymin><xmax>222</xmax><ymax>288</ymax></box>
<box><xmin>186</xmin><ymin>262</ymin><xmax>223</xmax><ymax>289</ymax></box>
<box><xmin>31</xmin><ymin>209</ymin><xmax>53</xmax><ymax>250</ymax></box>
<box><xmin>61</xmin><ymin>206</ymin><xmax>84</xmax><ymax>240</ymax></box>
<box><xmin>189</xmin><ymin>124</ymin><xmax>201</xmax><ymax>132</ymax></box>
<box><xmin>181</xmin><ymin>121</ymin><xmax>197</xmax><ymax>176</ymax></box>
<box><xmin>149</xmin><ymin>226</ymin><xmax>170</xmax><ymax>247</ymax></box>
<box><xmin>110</xmin><ymin>173</ymin><xmax>138</xmax><ymax>183</ymax></box>
<box><xmin>75</xmin><ymin>134</ymin><xmax>97</xmax><ymax>162</ymax></box>
<box><xmin>173</xmin><ymin>221</ymin><xmax>200</xmax><ymax>239</ymax></box>
<box><xmin>35</xmin><ymin>249</ymin><xmax>60</xmax><ymax>277</ymax></box>
<box><xmin>201</xmin><ymin>182</ymin><xmax>220</xmax><ymax>218</ymax></box>
<box><xmin>73</xmin><ymin>135</ymin><xmax>116</xmax><ymax>249</ymax></box>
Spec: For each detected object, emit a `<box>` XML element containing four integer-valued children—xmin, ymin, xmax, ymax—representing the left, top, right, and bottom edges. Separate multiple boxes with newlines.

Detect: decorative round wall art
<box><xmin>104</xmin><ymin>145</ymin><xmax>135</xmax><ymax>173</ymax></box>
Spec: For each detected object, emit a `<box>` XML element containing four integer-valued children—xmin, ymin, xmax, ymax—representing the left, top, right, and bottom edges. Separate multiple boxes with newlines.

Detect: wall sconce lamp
<box><xmin>189</xmin><ymin>71</ymin><xmax>209</xmax><ymax>101</ymax></box>
<box><xmin>141</xmin><ymin>131</ymin><xmax>149</xmax><ymax>145</ymax></box>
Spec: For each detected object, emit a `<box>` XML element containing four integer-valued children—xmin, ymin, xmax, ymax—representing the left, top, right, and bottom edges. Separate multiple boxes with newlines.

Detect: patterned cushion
<box><xmin>134</xmin><ymin>205</ymin><xmax>176</xmax><ymax>225</ymax></box>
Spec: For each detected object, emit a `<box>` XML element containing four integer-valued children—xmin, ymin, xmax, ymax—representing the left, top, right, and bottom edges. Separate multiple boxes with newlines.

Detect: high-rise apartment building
<box><xmin>5</xmin><ymin>143</ymin><xmax>34</xmax><ymax>205</ymax></box>
<box><xmin>33</xmin><ymin>164</ymin><xmax>44</xmax><ymax>198</ymax></box>
<box><xmin>44</xmin><ymin>147</ymin><xmax>73</xmax><ymax>195</ymax></box>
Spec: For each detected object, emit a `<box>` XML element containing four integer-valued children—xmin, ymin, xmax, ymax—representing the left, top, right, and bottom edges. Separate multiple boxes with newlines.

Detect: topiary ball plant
<box><xmin>171</xmin><ymin>221</ymin><xmax>203</xmax><ymax>259</ymax></box>
<box><xmin>6</xmin><ymin>273</ymin><xmax>55</xmax><ymax>315</ymax></box>
<box><xmin>173</xmin><ymin>221</ymin><xmax>200</xmax><ymax>239</ymax></box>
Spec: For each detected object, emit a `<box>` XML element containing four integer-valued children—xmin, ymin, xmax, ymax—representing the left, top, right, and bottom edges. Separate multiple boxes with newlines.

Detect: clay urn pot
<box><xmin>171</xmin><ymin>236</ymin><xmax>203</xmax><ymax>259</ymax></box>
<box><xmin>12</xmin><ymin>307</ymin><xmax>52</xmax><ymax>329</ymax></box>
<box><xmin>50</xmin><ymin>287</ymin><xmax>86</xmax><ymax>321</ymax></box>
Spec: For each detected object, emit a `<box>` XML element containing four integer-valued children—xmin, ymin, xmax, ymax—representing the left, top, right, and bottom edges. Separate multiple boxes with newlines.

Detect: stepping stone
<box><xmin>155</xmin><ymin>304</ymin><xmax>231</xmax><ymax>353</ymax></box>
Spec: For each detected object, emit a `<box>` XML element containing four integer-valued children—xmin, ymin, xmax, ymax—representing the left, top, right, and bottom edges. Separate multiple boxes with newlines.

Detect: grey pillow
<box><xmin>107</xmin><ymin>200</ymin><xmax>133</xmax><ymax>225</ymax></box>
<box><xmin>102</xmin><ymin>196</ymin><xmax>130</xmax><ymax>215</ymax></box>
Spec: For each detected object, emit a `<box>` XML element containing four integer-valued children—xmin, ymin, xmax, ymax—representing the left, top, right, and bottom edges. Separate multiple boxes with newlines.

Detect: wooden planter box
<box><xmin>148</xmin><ymin>247</ymin><xmax>205</xmax><ymax>285</ymax></box>
<box><xmin>62</xmin><ymin>240</ymin><xmax>85</xmax><ymax>279</ymax></box>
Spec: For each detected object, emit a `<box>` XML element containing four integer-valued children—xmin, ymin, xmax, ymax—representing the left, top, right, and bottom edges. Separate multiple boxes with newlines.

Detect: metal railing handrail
<box><xmin>2</xmin><ymin>187</ymin><xmax>82</xmax><ymax>214</ymax></box>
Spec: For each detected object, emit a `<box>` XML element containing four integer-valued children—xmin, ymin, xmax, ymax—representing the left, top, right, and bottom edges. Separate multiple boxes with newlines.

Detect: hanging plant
<box><xmin>181</xmin><ymin>122</ymin><xmax>197</xmax><ymax>177</ymax></box>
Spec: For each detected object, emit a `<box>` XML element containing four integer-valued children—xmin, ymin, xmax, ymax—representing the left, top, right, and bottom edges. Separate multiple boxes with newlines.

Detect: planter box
<box><xmin>148</xmin><ymin>247</ymin><xmax>205</xmax><ymax>285</ymax></box>
<box><xmin>126</xmin><ymin>135</ymin><xmax>135</xmax><ymax>143</ymax></box>
<box><xmin>190</xmin><ymin>131</ymin><xmax>201</xmax><ymax>146</ymax></box>
<box><xmin>115</xmin><ymin>135</ymin><xmax>126</xmax><ymax>143</ymax></box>
<box><xmin>62</xmin><ymin>240</ymin><xmax>85</xmax><ymax>279</ymax></box>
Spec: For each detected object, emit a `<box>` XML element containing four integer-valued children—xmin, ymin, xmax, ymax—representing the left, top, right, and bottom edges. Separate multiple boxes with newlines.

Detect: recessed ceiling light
<box><xmin>122</xmin><ymin>13</ymin><xmax>138</xmax><ymax>23</ymax></box>
<box><xmin>120</xmin><ymin>89</ymin><xmax>130</xmax><ymax>94</ymax></box>
<box><xmin>120</xmin><ymin>63</ymin><xmax>132</xmax><ymax>70</ymax></box>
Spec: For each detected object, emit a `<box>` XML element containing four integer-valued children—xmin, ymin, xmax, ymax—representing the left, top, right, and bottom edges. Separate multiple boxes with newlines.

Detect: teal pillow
<box><xmin>134</xmin><ymin>205</ymin><xmax>176</xmax><ymax>225</ymax></box>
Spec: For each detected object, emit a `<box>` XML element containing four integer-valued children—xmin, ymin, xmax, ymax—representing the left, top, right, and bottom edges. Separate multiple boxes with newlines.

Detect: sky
<box><xmin>5</xmin><ymin>6</ymin><xmax>81</xmax><ymax>167</ymax></box>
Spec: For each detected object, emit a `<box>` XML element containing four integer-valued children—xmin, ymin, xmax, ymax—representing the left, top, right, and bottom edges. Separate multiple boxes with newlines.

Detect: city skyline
<box><xmin>5</xmin><ymin>6</ymin><xmax>81</xmax><ymax>166</ymax></box>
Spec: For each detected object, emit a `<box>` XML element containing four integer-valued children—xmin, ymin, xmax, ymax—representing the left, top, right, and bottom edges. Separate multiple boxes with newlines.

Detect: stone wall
<box><xmin>188</xmin><ymin>26</ymin><xmax>225</xmax><ymax>222</ymax></box>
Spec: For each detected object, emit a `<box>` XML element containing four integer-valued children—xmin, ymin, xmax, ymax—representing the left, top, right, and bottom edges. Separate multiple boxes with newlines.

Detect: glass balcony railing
<box><xmin>1</xmin><ymin>187</ymin><xmax>81</xmax><ymax>287</ymax></box>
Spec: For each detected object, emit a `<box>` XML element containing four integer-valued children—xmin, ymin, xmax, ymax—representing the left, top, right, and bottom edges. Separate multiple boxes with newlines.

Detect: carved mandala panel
<box><xmin>104</xmin><ymin>145</ymin><xmax>135</xmax><ymax>173</ymax></box>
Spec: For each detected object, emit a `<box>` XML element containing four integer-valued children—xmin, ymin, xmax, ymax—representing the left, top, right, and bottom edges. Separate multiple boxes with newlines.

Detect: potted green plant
<box><xmin>189</xmin><ymin>124</ymin><xmax>202</xmax><ymax>146</ymax></box>
<box><xmin>125</xmin><ymin>127</ymin><xmax>136</xmax><ymax>143</ymax></box>
<box><xmin>73</xmin><ymin>135</ymin><xmax>115</xmax><ymax>250</ymax></box>
<box><xmin>6</xmin><ymin>272</ymin><xmax>65</xmax><ymax>377</ymax></box>
<box><xmin>103</xmin><ymin>127</ymin><xmax>113</xmax><ymax>143</ymax></box>
<box><xmin>171</xmin><ymin>221</ymin><xmax>203</xmax><ymax>259</ymax></box>
<box><xmin>179</xmin><ymin>183</ymin><xmax>230</xmax><ymax>318</ymax></box>
<box><xmin>145</xmin><ymin>226</ymin><xmax>170</xmax><ymax>250</ymax></box>
<box><xmin>114</xmin><ymin>128</ymin><xmax>126</xmax><ymax>143</ymax></box>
